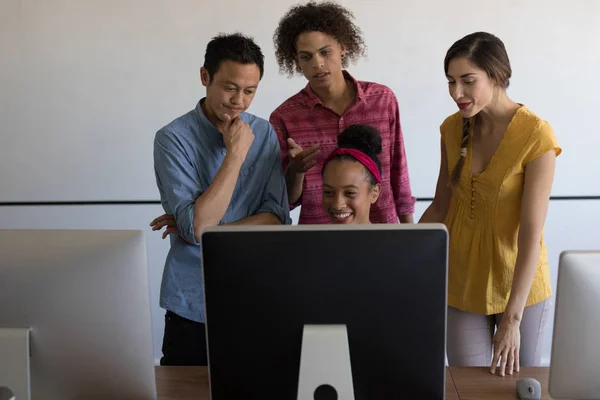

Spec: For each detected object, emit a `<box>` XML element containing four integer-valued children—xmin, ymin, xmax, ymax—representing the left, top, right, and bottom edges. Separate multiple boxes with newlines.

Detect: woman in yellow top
<box><xmin>420</xmin><ymin>32</ymin><xmax>561</xmax><ymax>377</ymax></box>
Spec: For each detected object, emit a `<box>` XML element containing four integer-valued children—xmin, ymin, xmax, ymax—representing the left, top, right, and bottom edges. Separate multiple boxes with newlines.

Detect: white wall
<box><xmin>1</xmin><ymin>0</ymin><xmax>599</xmax><ymax>201</ymax></box>
<box><xmin>1</xmin><ymin>0</ymin><xmax>600</xmax><ymax>366</ymax></box>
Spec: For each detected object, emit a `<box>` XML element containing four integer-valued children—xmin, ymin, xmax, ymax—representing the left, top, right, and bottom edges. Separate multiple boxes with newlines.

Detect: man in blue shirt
<box><xmin>150</xmin><ymin>33</ymin><xmax>291</xmax><ymax>366</ymax></box>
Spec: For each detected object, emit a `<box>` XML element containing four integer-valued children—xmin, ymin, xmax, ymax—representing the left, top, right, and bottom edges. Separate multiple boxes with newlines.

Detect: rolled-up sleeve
<box><xmin>269</xmin><ymin>110</ymin><xmax>303</xmax><ymax>210</ymax></box>
<box><xmin>154</xmin><ymin>129</ymin><xmax>201</xmax><ymax>245</ymax></box>
<box><xmin>256</xmin><ymin>125</ymin><xmax>292</xmax><ymax>224</ymax></box>
<box><xmin>389</xmin><ymin>97</ymin><xmax>416</xmax><ymax>216</ymax></box>
<box><xmin>269</xmin><ymin>111</ymin><xmax>290</xmax><ymax>172</ymax></box>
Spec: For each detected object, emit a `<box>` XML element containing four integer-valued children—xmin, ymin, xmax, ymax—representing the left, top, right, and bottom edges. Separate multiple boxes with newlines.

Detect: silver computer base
<box><xmin>0</xmin><ymin>387</ymin><xmax>15</xmax><ymax>400</ymax></box>
<box><xmin>297</xmin><ymin>325</ymin><xmax>355</xmax><ymax>400</ymax></box>
<box><xmin>0</xmin><ymin>328</ymin><xmax>31</xmax><ymax>400</ymax></box>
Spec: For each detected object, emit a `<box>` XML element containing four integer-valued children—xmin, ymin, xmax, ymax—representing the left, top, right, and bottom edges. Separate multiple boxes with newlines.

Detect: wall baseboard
<box><xmin>540</xmin><ymin>356</ymin><xmax>551</xmax><ymax>367</ymax></box>
<box><xmin>155</xmin><ymin>356</ymin><xmax>552</xmax><ymax>368</ymax></box>
<box><xmin>1</xmin><ymin>196</ymin><xmax>599</xmax><ymax>207</ymax></box>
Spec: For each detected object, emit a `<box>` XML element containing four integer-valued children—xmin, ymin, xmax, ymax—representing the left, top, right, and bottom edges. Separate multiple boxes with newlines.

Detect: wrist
<box><xmin>286</xmin><ymin>166</ymin><xmax>305</xmax><ymax>178</ymax></box>
<box><xmin>504</xmin><ymin>294</ymin><xmax>528</xmax><ymax>325</ymax></box>
<box><xmin>502</xmin><ymin>310</ymin><xmax>522</xmax><ymax>325</ymax></box>
<box><xmin>224</xmin><ymin>151</ymin><xmax>245</xmax><ymax>167</ymax></box>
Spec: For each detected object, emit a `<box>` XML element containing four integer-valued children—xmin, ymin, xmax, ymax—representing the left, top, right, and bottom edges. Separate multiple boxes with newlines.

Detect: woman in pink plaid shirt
<box><xmin>270</xmin><ymin>1</ymin><xmax>416</xmax><ymax>225</ymax></box>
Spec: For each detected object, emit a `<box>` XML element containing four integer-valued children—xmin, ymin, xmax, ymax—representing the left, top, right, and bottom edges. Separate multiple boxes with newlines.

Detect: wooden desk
<box><xmin>155</xmin><ymin>366</ymin><xmax>208</xmax><ymax>400</ymax></box>
<box><xmin>449</xmin><ymin>366</ymin><xmax>550</xmax><ymax>400</ymax></box>
<box><xmin>155</xmin><ymin>367</ymin><xmax>459</xmax><ymax>399</ymax></box>
<box><xmin>155</xmin><ymin>366</ymin><xmax>549</xmax><ymax>399</ymax></box>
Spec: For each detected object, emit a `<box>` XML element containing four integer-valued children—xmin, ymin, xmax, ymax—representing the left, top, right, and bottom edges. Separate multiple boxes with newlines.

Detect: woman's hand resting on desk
<box><xmin>490</xmin><ymin>319</ymin><xmax>520</xmax><ymax>377</ymax></box>
<box><xmin>150</xmin><ymin>214</ymin><xmax>179</xmax><ymax>239</ymax></box>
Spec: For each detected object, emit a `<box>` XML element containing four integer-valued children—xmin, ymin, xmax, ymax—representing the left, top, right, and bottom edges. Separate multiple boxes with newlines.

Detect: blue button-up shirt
<box><xmin>154</xmin><ymin>99</ymin><xmax>291</xmax><ymax>323</ymax></box>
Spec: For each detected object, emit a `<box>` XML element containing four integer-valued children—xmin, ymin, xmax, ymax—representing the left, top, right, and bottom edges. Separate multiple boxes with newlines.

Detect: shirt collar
<box><xmin>302</xmin><ymin>70</ymin><xmax>367</xmax><ymax>110</ymax></box>
<box><xmin>195</xmin><ymin>98</ymin><xmax>214</xmax><ymax>127</ymax></box>
<box><xmin>195</xmin><ymin>98</ymin><xmax>226</xmax><ymax>146</ymax></box>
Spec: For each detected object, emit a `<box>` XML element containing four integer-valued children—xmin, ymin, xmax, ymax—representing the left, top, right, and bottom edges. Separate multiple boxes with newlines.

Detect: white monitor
<box><xmin>549</xmin><ymin>250</ymin><xmax>600</xmax><ymax>399</ymax></box>
<box><xmin>0</xmin><ymin>230</ymin><xmax>156</xmax><ymax>400</ymax></box>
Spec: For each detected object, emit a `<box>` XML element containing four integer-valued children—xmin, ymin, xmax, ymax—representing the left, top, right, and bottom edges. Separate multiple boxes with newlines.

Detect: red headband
<box><xmin>323</xmin><ymin>148</ymin><xmax>381</xmax><ymax>184</ymax></box>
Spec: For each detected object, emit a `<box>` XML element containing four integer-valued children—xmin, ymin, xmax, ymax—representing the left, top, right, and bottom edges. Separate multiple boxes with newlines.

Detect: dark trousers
<box><xmin>160</xmin><ymin>310</ymin><xmax>208</xmax><ymax>366</ymax></box>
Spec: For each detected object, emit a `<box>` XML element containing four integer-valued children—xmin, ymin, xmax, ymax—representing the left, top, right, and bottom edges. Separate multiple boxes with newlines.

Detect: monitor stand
<box><xmin>297</xmin><ymin>325</ymin><xmax>354</xmax><ymax>400</ymax></box>
<box><xmin>0</xmin><ymin>387</ymin><xmax>15</xmax><ymax>400</ymax></box>
<box><xmin>0</xmin><ymin>328</ymin><xmax>31</xmax><ymax>400</ymax></box>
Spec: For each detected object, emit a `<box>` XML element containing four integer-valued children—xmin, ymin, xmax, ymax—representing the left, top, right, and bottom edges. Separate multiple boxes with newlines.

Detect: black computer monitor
<box><xmin>201</xmin><ymin>224</ymin><xmax>448</xmax><ymax>399</ymax></box>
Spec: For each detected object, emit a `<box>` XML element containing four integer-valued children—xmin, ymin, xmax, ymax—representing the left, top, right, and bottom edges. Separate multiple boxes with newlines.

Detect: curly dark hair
<box><xmin>322</xmin><ymin>124</ymin><xmax>383</xmax><ymax>185</ymax></box>
<box><xmin>273</xmin><ymin>1</ymin><xmax>367</xmax><ymax>76</ymax></box>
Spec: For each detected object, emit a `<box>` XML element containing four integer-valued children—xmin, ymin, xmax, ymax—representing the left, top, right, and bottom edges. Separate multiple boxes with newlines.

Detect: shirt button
<box><xmin>221</xmin><ymin>149</ymin><xmax>227</xmax><ymax>156</ymax></box>
<box><xmin>340</xmin><ymin>117</ymin><xmax>344</xmax><ymax>121</ymax></box>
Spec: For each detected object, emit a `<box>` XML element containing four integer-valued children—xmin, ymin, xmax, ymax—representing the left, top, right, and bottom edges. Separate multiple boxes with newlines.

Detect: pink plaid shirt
<box><xmin>270</xmin><ymin>71</ymin><xmax>415</xmax><ymax>224</ymax></box>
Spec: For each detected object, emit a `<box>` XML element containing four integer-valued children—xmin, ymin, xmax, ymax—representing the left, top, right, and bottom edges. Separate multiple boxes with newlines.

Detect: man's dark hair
<box><xmin>203</xmin><ymin>33</ymin><xmax>265</xmax><ymax>81</ymax></box>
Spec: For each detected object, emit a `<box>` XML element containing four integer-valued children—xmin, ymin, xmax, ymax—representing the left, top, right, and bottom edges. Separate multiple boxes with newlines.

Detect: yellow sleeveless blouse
<box><xmin>441</xmin><ymin>105</ymin><xmax>562</xmax><ymax>315</ymax></box>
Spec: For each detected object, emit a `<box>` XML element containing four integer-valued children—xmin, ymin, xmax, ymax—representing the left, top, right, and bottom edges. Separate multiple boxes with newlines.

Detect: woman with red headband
<box><xmin>321</xmin><ymin>124</ymin><xmax>382</xmax><ymax>224</ymax></box>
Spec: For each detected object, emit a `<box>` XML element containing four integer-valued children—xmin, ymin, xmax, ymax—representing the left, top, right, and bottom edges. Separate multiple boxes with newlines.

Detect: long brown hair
<box><xmin>444</xmin><ymin>32</ymin><xmax>512</xmax><ymax>185</ymax></box>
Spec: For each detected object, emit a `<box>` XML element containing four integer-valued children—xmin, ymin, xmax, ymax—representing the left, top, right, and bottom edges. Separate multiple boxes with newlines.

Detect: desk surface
<box><xmin>450</xmin><ymin>367</ymin><xmax>550</xmax><ymax>400</ymax></box>
<box><xmin>155</xmin><ymin>366</ymin><xmax>550</xmax><ymax>399</ymax></box>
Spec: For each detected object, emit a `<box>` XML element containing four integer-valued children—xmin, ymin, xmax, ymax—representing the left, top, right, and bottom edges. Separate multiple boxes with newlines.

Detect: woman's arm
<box><xmin>490</xmin><ymin>149</ymin><xmax>556</xmax><ymax>376</ymax></box>
<box><xmin>503</xmin><ymin>149</ymin><xmax>556</xmax><ymax>322</ymax></box>
<box><xmin>388</xmin><ymin>95</ymin><xmax>416</xmax><ymax>222</ymax></box>
<box><xmin>419</xmin><ymin>138</ymin><xmax>452</xmax><ymax>223</ymax></box>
